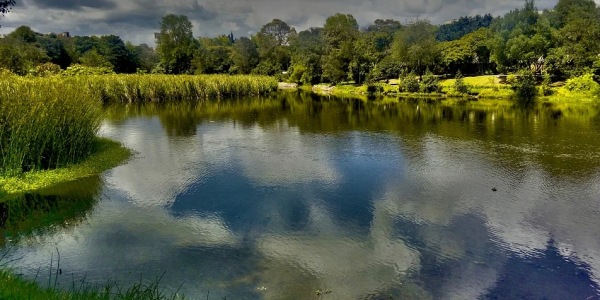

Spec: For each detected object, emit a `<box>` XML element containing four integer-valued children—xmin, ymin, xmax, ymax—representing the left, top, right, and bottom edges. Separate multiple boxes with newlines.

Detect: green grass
<box><xmin>0</xmin><ymin>138</ymin><xmax>132</xmax><ymax>197</ymax></box>
<box><xmin>0</xmin><ymin>270</ymin><xmax>187</xmax><ymax>300</ymax></box>
<box><xmin>0</xmin><ymin>76</ymin><xmax>103</xmax><ymax>176</ymax></box>
<box><xmin>1</xmin><ymin>74</ymin><xmax>276</xmax><ymax>178</ymax></box>
<box><xmin>78</xmin><ymin>74</ymin><xmax>278</xmax><ymax>103</ymax></box>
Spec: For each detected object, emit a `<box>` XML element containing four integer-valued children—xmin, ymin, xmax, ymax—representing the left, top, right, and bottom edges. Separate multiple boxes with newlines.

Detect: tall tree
<box><xmin>392</xmin><ymin>19</ymin><xmax>439</xmax><ymax>77</ymax></box>
<box><xmin>290</xmin><ymin>27</ymin><xmax>326</xmax><ymax>84</ymax></box>
<box><xmin>253</xmin><ymin>19</ymin><xmax>296</xmax><ymax>75</ymax></box>
<box><xmin>230</xmin><ymin>37</ymin><xmax>259</xmax><ymax>74</ymax></box>
<box><xmin>321</xmin><ymin>13</ymin><xmax>359</xmax><ymax>83</ymax></box>
<box><xmin>156</xmin><ymin>14</ymin><xmax>198</xmax><ymax>74</ymax></box>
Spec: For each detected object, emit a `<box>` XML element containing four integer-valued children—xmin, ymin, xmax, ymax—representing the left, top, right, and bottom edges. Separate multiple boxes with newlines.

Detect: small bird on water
<box><xmin>492</xmin><ymin>187</ymin><xmax>497</xmax><ymax>192</ymax></box>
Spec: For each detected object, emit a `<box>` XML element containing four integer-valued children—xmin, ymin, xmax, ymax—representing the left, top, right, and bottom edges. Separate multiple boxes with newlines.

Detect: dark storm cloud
<box><xmin>103</xmin><ymin>2</ymin><xmax>216</xmax><ymax>30</ymax></box>
<box><xmin>25</xmin><ymin>0</ymin><xmax>116</xmax><ymax>10</ymax></box>
<box><xmin>1</xmin><ymin>0</ymin><xmax>567</xmax><ymax>44</ymax></box>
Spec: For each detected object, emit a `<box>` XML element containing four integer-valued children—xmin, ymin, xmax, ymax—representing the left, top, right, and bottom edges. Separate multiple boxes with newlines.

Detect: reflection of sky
<box><xmin>3</xmin><ymin>109</ymin><xmax>600</xmax><ymax>299</ymax></box>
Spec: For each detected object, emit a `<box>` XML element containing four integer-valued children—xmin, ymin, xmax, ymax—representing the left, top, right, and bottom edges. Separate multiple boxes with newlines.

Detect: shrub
<box><xmin>399</xmin><ymin>73</ymin><xmax>420</xmax><ymax>93</ymax></box>
<box><xmin>61</xmin><ymin>64</ymin><xmax>115</xmax><ymax>76</ymax></box>
<box><xmin>367</xmin><ymin>83</ymin><xmax>384</xmax><ymax>95</ymax></box>
<box><xmin>419</xmin><ymin>71</ymin><xmax>441</xmax><ymax>93</ymax></box>
<box><xmin>289</xmin><ymin>65</ymin><xmax>307</xmax><ymax>84</ymax></box>
<box><xmin>541</xmin><ymin>72</ymin><xmax>553</xmax><ymax>96</ymax></box>
<box><xmin>506</xmin><ymin>73</ymin><xmax>517</xmax><ymax>85</ymax></box>
<box><xmin>29</xmin><ymin>63</ymin><xmax>62</xmax><ymax>77</ymax></box>
<box><xmin>563</xmin><ymin>73</ymin><xmax>600</xmax><ymax>94</ymax></box>
<box><xmin>453</xmin><ymin>71</ymin><xmax>470</xmax><ymax>95</ymax></box>
<box><xmin>512</xmin><ymin>71</ymin><xmax>538</xmax><ymax>101</ymax></box>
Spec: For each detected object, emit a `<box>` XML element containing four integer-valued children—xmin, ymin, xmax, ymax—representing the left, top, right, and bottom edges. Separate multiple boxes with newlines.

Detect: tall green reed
<box><xmin>0</xmin><ymin>74</ymin><xmax>277</xmax><ymax>176</ymax></box>
<box><xmin>0</xmin><ymin>77</ymin><xmax>102</xmax><ymax>176</ymax></box>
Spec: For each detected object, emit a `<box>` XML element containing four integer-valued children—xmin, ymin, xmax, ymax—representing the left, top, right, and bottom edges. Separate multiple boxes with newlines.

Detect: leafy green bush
<box><xmin>367</xmin><ymin>83</ymin><xmax>384</xmax><ymax>95</ymax></box>
<box><xmin>453</xmin><ymin>71</ymin><xmax>470</xmax><ymax>95</ymax></box>
<box><xmin>512</xmin><ymin>71</ymin><xmax>538</xmax><ymax>101</ymax></box>
<box><xmin>541</xmin><ymin>72</ymin><xmax>553</xmax><ymax>96</ymax></box>
<box><xmin>399</xmin><ymin>73</ymin><xmax>420</xmax><ymax>93</ymax></box>
<box><xmin>61</xmin><ymin>64</ymin><xmax>115</xmax><ymax>76</ymax></box>
<box><xmin>506</xmin><ymin>73</ymin><xmax>517</xmax><ymax>85</ymax></box>
<box><xmin>290</xmin><ymin>65</ymin><xmax>307</xmax><ymax>84</ymax></box>
<box><xmin>563</xmin><ymin>73</ymin><xmax>600</xmax><ymax>94</ymax></box>
<box><xmin>419</xmin><ymin>71</ymin><xmax>441</xmax><ymax>93</ymax></box>
<box><xmin>29</xmin><ymin>63</ymin><xmax>62</xmax><ymax>77</ymax></box>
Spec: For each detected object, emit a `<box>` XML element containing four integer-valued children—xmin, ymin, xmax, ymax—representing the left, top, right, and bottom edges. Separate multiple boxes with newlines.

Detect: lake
<box><xmin>2</xmin><ymin>92</ymin><xmax>600</xmax><ymax>299</ymax></box>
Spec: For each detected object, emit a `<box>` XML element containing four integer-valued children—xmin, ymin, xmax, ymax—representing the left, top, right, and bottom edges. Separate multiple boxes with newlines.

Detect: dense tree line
<box><xmin>1</xmin><ymin>0</ymin><xmax>599</xmax><ymax>82</ymax></box>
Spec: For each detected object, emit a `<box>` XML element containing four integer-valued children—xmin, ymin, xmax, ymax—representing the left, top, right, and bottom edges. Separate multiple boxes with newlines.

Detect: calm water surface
<box><xmin>2</xmin><ymin>92</ymin><xmax>600</xmax><ymax>299</ymax></box>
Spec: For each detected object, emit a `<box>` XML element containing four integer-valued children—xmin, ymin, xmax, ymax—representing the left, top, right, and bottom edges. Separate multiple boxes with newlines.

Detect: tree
<box><xmin>128</xmin><ymin>43</ymin><xmax>159</xmax><ymax>72</ymax></box>
<box><xmin>230</xmin><ymin>37</ymin><xmax>258</xmax><ymax>74</ymax></box>
<box><xmin>0</xmin><ymin>0</ymin><xmax>15</xmax><ymax>28</ymax></box>
<box><xmin>436</xmin><ymin>14</ymin><xmax>494</xmax><ymax>42</ymax></box>
<box><xmin>254</xmin><ymin>19</ymin><xmax>296</xmax><ymax>75</ymax></box>
<box><xmin>99</xmin><ymin>35</ymin><xmax>137</xmax><ymax>73</ymax></box>
<box><xmin>8</xmin><ymin>25</ymin><xmax>37</xmax><ymax>43</ymax></box>
<box><xmin>392</xmin><ymin>19</ymin><xmax>439</xmax><ymax>77</ymax></box>
<box><xmin>290</xmin><ymin>27</ymin><xmax>326</xmax><ymax>84</ymax></box>
<box><xmin>79</xmin><ymin>49</ymin><xmax>114</xmax><ymax>69</ymax></box>
<box><xmin>321</xmin><ymin>13</ymin><xmax>359</xmax><ymax>83</ymax></box>
<box><xmin>553</xmin><ymin>0</ymin><xmax>598</xmax><ymax>27</ymax></box>
<box><xmin>438</xmin><ymin>28</ymin><xmax>492</xmax><ymax>75</ymax></box>
<box><xmin>37</xmin><ymin>36</ymin><xmax>72</xmax><ymax>68</ymax></box>
<box><xmin>156</xmin><ymin>14</ymin><xmax>198</xmax><ymax>74</ymax></box>
<box><xmin>0</xmin><ymin>37</ymin><xmax>50</xmax><ymax>75</ymax></box>
<box><xmin>546</xmin><ymin>4</ymin><xmax>600</xmax><ymax>78</ymax></box>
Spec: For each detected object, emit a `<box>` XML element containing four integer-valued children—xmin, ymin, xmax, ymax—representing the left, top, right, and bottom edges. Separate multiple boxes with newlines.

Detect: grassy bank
<box><xmin>0</xmin><ymin>270</ymin><xmax>187</xmax><ymax>300</ymax></box>
<box><xmin>0</xmin><ymin>138</ymin><xmax>131</xmax><ymax>197</ymax></box>
<box><xmin>303</xmin><ymin>75</ymin><xmax>600</xmax><ymax>101</ymax></box>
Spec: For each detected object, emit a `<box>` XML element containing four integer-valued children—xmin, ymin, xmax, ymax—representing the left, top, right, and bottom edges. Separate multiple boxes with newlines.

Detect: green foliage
<box><xmin>438</xmin><ymin>28</ymin><xmax>493</xmax><ymax>75</ymax></box>
<box><xmin>563</xmin><ymin>73</ymin><xmax>600</xmax><ymax>94</ymax></box>
<box><xmin>0</xmin><ymin>138</ymin><xmax>130</xmax><ymax>195</ymax></box>
<box><xmin>436</xmin><ymin>14</ymin><xmax>494</xmax><ymax>41</ymax></box>
<box><xmin>0</xmin><ymin>77</ymin><xmax>103</xmax><ymax>176</ymax></box>
<box><xmin>321</xmin><ymin>14</ymin><xmax>359</xmax><ymax>83</ymax></box>
<box><xmin>156</xmin><ymin>14</ymin><xmax>198</xmax><ymax>74</ymax></box>
<box><xmin>399</xmin><ymin>73</ymin><xmax>420</xmax><ymax>93</ymax></box>
<box><xmin>0</xmin><ymin>37</ymin><xmax>50</xmax><ymax>75</ymax></box>
<box><xmin>419</xmin><ymin>71</ymin><xmax>441</xmax><ymax>93</ymax></box>
<box><xmin>393</xmin><ymin>19</ymin><xmax>439</xmax><ymax>76</ymax></box>
<box><xmin>453</xmin><ymin>71</ymin><xmax>471</xmax><ymax>95</ymax></box>
<box><xmin>61</xmin><ymin>64</ymin><xmax>115</xmax><ymax>76</ymax></box>
<box><xmin>230</xmin><ymin>37</ymin><xmax>259</xmax><ymax>74</ymax></box>
<box><xmin>29</xmin><ymin>63</ymin><xmax>62</xmax><ymax>77</ymax></box>
<box><xmin>79</xmin><ymin>49</ymin><xmax>114</xmax><ymax>69</ymax></box>
<box><xmin>512</xmin><ymin>70</ymin><xmax>539</xmax><ymax>101</ymax></box>
<box><xmin>366</xmin><ymin>83</ymin><xmax>385</xmax><ymax>95</ymax></box>
<box><xmin>0</xmin><ymin>270</ymin><xmax>187</xmax><ymax>300</ymax></box>
<box><xmin>541</xmin><ymin>72</ymin><xmax>554</xmax><ymax>95</ymax></box>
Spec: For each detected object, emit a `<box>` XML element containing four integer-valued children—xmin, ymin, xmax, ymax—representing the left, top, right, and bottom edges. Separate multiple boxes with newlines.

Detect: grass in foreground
<box><xmin>0</xmin><ymin>270</ymin><xmax>186</xmax><ymax>300</ymax></box>
<box><xmin>0</xmin><ymin>138</ymin><xmax>132</xmax><ymax>197</ymax></box>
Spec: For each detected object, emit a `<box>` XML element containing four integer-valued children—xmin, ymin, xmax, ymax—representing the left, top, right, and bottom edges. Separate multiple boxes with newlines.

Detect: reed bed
<box><xmin>0</xmin><ymin>77</ymin><xmax>102</xmax><ymax>177</ymax></box>
<box><xmin>72</xmin><ymin>74</ymin><xmax>278</xmax><ymax>103</ymax></box>
<box><xmin>0</xmin><ymin>74</ymin><xmax>277</xmax><ymax>177</ymax></box>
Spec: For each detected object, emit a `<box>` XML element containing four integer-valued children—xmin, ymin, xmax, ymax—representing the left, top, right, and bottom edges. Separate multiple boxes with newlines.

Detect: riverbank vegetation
<box><xmin>0</xmin><ymin>74</ymin><xmax>274</xmax><ymax>195</ymax></box>
<box><xmin>2</xmin><ymin>0</ymin><xmax>599</xmax><ymax>100</ymax></box>
<box><xmin>0</xmin><ymin>270</ymin><xmax>187</xmax><ymax>300</ymax></box>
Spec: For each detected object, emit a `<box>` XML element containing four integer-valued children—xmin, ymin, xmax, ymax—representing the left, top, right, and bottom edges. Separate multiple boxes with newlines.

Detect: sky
<box><xmin>0</xmin><ymin>0</ymin><xmax>584</xmax><ymax>45</ymax></box>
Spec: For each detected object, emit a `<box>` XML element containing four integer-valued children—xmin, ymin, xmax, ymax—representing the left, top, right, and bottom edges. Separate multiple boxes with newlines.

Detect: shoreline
<box><xmin>0</xmin><ymin>138</ymin><xmax>132</xmax><ymax>199</ymax></box>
